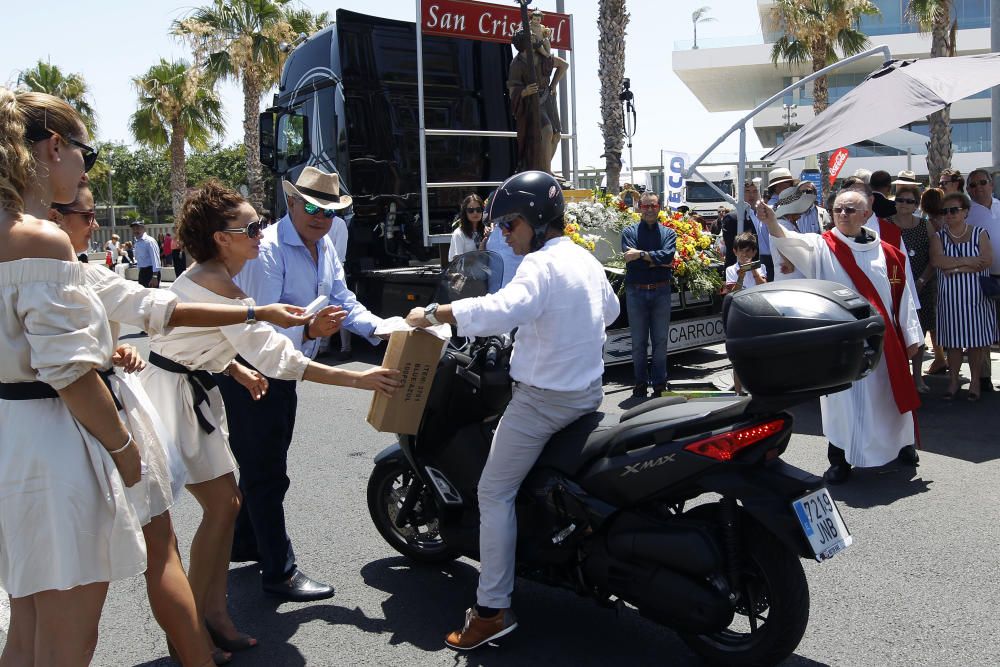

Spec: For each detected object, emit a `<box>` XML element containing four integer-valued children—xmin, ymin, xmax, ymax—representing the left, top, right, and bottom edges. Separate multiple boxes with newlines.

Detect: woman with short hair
<box><xmin>930</xmin><ymin>191</ymin><xmax>997</xmax><ymax>400</ymax></box>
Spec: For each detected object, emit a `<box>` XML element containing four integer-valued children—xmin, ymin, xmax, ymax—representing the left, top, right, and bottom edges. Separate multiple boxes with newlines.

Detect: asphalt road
<box><xmin>3</xmin><ymin>334</ymin><xmax>999</xmax><ymax>667</ymax></box>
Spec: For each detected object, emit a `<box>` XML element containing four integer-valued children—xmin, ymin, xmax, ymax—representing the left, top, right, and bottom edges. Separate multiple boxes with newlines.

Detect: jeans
<box><xmin>626</xmin><ymin>284</ymin><xmax>672</xmax><ymax>386</ymax></box>
<box><xmin>476</xmin><ymin>380</ymin><xmax>604</xmax><ymax>609</ymax></box>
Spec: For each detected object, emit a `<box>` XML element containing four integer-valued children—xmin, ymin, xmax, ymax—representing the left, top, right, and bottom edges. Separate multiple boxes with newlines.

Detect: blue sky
<box><xmin>2</xmin><ymin>0</ymin><xmax>767</xmax><ymax>169</ymax></box>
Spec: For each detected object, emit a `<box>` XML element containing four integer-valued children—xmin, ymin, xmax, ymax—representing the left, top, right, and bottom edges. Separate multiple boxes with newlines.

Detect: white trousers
<box><xmin>476</xmin><ymin>379</ymin><xmax>603</xmax><ymax>609</ymax></box>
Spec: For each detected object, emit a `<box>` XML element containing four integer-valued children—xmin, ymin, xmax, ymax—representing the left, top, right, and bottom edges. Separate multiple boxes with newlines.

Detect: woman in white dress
<box><xmin>141</xmin><ymin>180</ymin><xmax>401</xmax><ymax>650</ymax></box>
<box><xmin>0</xmin><ymin>89</ymin><xmax>146</xmax><ymax>665</ymax></box>
<box><xmin>52</xmin><ymin>184</ymin><xmax>311</xmax><ymax>665</ymax></box>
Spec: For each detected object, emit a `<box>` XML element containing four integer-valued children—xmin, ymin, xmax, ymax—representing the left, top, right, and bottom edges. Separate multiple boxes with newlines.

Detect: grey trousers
<box><xmin>476</xmin><ymin>379</ymin><xmax>604</xmax><ymax>609</ymax></box>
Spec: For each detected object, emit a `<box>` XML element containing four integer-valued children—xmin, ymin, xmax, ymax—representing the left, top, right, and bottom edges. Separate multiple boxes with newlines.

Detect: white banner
<box><xmin>661</xmin><ymin>150</ymin><xmax>689</xmax><ymax>209</ymax></box>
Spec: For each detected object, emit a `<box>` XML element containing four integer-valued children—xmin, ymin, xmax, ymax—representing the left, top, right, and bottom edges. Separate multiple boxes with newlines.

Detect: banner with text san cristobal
<box><xmin>420</xmin><ymin>0</ymin><xmax>572</xmax><ymax>51</ymax></box>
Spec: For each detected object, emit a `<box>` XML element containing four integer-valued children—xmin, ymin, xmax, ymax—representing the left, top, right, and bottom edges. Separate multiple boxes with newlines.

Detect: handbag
<box><xmin>979</xmin><ymin>275</ymin><xmax>1000</xmax><ymax>301</ymax></box>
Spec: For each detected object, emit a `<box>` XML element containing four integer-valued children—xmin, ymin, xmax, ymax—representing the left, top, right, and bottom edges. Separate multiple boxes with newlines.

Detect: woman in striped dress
<box><xmin>930</xmin><ymin>192</ymin><xmax>997</xmax><ymax>401</ymax></box>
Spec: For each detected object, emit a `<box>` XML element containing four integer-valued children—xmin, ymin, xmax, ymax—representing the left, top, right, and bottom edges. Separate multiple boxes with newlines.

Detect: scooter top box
<box><xmin>367</xmin><ymin>328</ymin><xmax>448</xmax><ymax>435</ymax></box>
<box><xmin>723</xmin><ymin>279</ymin><xmax>885</xmax><ymax>396</ymax></box>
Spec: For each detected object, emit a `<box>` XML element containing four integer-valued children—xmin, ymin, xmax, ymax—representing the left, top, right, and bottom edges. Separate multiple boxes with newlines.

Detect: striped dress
<box><xmin>935</xmin><ymin>226</ymin><xmax>998</xmax><ymax>348</ymax></box>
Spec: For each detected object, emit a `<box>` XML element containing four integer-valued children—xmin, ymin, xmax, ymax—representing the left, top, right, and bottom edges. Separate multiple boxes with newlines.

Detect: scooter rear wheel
<box><xmin>680</xmin><ymin>505</ymin><xmax>809</xmax><ymax>667</ymax></box>
<box><xmin>367</xmin><ymin>459</ymin><xmax>459</xmax><ymax>564</ymax></box>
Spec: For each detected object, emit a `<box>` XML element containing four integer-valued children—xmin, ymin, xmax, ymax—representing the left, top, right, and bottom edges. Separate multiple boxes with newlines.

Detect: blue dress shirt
<box><xmin>235</xmin><ymin>215</ymin><xmax>383</xmax><ymax>360</ymax></box>
<box><xmin>134</xmin><ymin>234</ymin><xmax>160</xmax><ymax>271</ymax></box>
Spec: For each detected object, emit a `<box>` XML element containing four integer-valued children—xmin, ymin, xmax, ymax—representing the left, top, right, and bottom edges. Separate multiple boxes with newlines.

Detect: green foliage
<box><xmin>187</xmin><ymin>143</ymin><xmax>248</xmax><ymax>190</ymax></box>
<box><xmin>130</xmin><ymin>59</ymin><xmax>225</xmax><ymax>151</ymax></box>
<box><xmin>17</xmin><ymin>60</ymin><xmax>98</xmax><ymax>137</ymax></box>
<box><xmin>769</xmin><ymin>0</ymin><xmax>880</xmax><ymax>68</ymax></box>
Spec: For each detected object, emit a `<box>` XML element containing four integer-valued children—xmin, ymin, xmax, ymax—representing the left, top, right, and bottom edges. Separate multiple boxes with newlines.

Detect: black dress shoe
<box><xmin>823</xmin><ymin>463</ymin><xmax>852</xmax><ymax>485</ymax></box>
<box><xmin>262</xmin><ymin>569</ymin><xmax>334</xmax><ymax>602</ymax></box>
<box><xmin>897</xmin><ymin>445</ymin><xmax>920</xmax><ymax>466</ymax></box>
<box><xmin>632</xmin><ymin>383</ymin><xmax>648</xmax><ymax>398</ymax></box>
<box><xmin>651</xmin><ymin>384</ymin><xmax>667</xmax><ymax>397</ymax></box>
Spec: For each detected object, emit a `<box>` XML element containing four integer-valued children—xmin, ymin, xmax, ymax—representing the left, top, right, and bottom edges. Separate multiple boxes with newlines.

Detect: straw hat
<box><xmin>281</xmin><ymin>166</ymin><xmax>352</xmax><ymax>210</ymax></box>
<box><xmin>891</xmin><ymin>170</ymin><xmax>920</xmax><ymax>186</ymax></box>
<box><xmin>774</xmin><ymin>188</ymin><xmax>814</xmax><ymax>218</ymax></box>
<box><xmin>767</xmin><ymin>167</ymin><xmax>794</xmax><ymax>189</ymax></box>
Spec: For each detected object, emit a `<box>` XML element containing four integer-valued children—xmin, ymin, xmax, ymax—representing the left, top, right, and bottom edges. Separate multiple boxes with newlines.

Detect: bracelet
<box><xmin>107</xmin><ymin>433</ymin><xmax>134</xmax><ymax>455</ymax></box>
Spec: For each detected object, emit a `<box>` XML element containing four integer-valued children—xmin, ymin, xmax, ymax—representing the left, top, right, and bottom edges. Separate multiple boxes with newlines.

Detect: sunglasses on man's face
<box><xmin>220</xmin><ymin>219</ymin><xmax>263</xmax><ymax>239</ymax></box>
<box><xmin>302</xmin><ymin>201</ymin><xmax>339</xmax><ymax>218</ymax></box>
<box><xmin>833</xmin><ymin>206</ymin><xmax>860</xmax><ymax>216</ymax></box>
<box><xmin>968</xmin><ymin>178</ymin><xmax>991</xmax><ymax>188</ymax></box>
<box><xmin>895</xmin><ymin>198</ymin><xmax>917</xmax><ymax>205</ymax></box>
<box><xmin>939</xmin><ymin>179</ymin><xmax>958</xmax><ymax>186</ymax></box>
<box><xmin>639</xmin><ymin>203</ymin><xmax>660</xmax><ymax>210</ymax></box>
<box><xmin>55</xmin><ymin>206</ymin><xmax>96</xmax><ymax>223</ymax></box>
<box><xmin>942</xmin><ymin>206</ymin><xmax>967</xmax><ymax>216</ymax></box>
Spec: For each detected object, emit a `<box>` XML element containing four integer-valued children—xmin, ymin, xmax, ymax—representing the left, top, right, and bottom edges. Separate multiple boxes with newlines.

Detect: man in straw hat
<box><xmin>217</xmin><ymin>166</ymin><xmax>386</xmax><ymax>601</ymax></box>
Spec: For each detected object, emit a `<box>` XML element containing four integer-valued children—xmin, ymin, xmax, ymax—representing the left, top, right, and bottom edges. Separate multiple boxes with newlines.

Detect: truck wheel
<box><xmin>367</xmin><ymin>459</ymin><xmax>458</xmax><ymax>564</ymax></box>
<box><xmin>680</xmin><ymin>506</ymin><xmax>810</xmax><ymax>667</ymax></box>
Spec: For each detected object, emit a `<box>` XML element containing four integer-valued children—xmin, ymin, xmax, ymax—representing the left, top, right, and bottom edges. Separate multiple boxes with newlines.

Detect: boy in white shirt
<box><xmin>723</xmin><ymin>232</ymin><xmax>768</xmax><ymax>293</ymax></box>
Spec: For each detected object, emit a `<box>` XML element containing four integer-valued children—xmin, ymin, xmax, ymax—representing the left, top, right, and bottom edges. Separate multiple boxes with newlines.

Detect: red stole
<box><xmin>822</xmin><ymin>231</ymin><xmax>920</xmax><ymax>415</ymax></box>
<box><xmin>876</xmin><ymin>217</ymin><xmax>902</xmax><ymax>249</ymax></box>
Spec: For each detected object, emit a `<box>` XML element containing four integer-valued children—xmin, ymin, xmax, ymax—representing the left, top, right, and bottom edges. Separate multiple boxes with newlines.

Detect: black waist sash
<box><xmin>1</xmin><ymin>371</ymin><xmax>123</xmax><ymax>410</ymax></box>
<box><xmin>148</xmin><ymin>351</ymin><xmax>217</xmax><ymax>434</ymax></box>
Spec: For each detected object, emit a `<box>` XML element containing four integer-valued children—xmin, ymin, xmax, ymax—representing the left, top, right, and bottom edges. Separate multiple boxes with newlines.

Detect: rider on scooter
<box><xmin>406</xmin><ymin>171</ymin><xmax>620</xmax><ymax>650</ymax></box>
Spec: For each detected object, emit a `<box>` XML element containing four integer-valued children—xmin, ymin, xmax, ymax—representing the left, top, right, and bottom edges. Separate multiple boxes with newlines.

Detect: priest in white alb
<box><xmin>755</xmin><ymin>190</ymin><xmax>923</xmax><ymax>484</ymax></box>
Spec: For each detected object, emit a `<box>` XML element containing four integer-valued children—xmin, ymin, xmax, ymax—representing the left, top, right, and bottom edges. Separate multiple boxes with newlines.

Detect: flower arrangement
<box><xmin>563</xmin><ymin>220</ymin><xmax>599</xmax><ymax>252</ymax></box>
<box><xmin>567</xmin><ymin>192</ymin><xmax>723</xmax><ymax>297</ymax></box>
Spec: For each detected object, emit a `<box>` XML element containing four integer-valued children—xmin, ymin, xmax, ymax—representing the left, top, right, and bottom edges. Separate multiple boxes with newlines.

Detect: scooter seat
<box><xmin>537</xmin><ymin>396</ymin><xmax>752</xmax><ymax>476</ymax></box>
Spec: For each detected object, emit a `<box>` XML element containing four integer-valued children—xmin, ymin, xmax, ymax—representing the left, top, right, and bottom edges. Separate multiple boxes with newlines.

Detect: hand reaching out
<box><xmin>351</xmin><ymin>367</ymin><xmax>403</xmax><ymax>397</ymax></box>
<box><xmin>307</xmin><ymin>305</ymin><xmax>347</xmax><ymax>339</ymax></box>
<box><xmin>229</xmin><ymin>361</ymin><xmax>269</xmax><ymax>400</ymax></box>
<box><xmin>111</xmin><ymin>344</ymin><xmax>145</xmax><ymax>373</ymax></box>
<box><xmin>259</xmin><ymin>303</ymin><xmax>310</xmax><ymax>328</ymax></box>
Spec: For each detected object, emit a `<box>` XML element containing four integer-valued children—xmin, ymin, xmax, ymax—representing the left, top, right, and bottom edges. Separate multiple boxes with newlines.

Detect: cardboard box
<box><xmin>367</xmin><ymin>329</ymin><xmax>447</xmax><ymax>435</ymax></box>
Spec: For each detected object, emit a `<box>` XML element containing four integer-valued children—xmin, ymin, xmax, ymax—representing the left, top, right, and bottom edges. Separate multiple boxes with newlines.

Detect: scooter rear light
<box><xmin>683</xmin><ymin>419</ymin><xmax>787</xmax><ymax>462</ymax></box>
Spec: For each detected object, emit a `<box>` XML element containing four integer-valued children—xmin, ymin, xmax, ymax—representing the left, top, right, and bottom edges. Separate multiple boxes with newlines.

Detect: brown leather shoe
<box><xmin>445</xmin><ymin>607</ymin><xmax>518</xmax><ymax>651</ymax></box>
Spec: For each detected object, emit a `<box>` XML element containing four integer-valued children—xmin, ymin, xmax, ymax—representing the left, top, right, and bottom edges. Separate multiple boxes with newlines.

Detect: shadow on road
<box><xmin>829</xmin><ymin>469</ymin><xmax>933</xmax><ymax>509</ymax></box>
<box><xmin>358</xmin><ymin>557</ymin><xmax>828</xmax><ymax>667</ymax></box>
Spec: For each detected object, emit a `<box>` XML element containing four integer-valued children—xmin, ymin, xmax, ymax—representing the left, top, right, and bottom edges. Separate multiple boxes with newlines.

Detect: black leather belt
<box><xmin>149</xmin><ymin>351</ymin><xmax>217</xmax><ymax>434</ymax></box>
<box><xmin>0</xmin><ymin>370</ymin><xmax>122</xmax><ymax>411</ymax></box>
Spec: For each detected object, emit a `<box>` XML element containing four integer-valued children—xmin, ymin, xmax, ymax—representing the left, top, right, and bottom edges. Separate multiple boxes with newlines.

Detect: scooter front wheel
<box><xmin>367</xmin><ymin>459</ymin><xmax>459</xmax><ymax>564</ymax></box>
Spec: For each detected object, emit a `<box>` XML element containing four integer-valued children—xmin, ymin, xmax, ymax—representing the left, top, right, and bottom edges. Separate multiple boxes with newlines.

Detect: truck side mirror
<box><xmin>259</xmin><ymin>111</ymin><xmax>277</xmax><ymax>171</ymax></box>
<box><xmin>277</xmin><ymin>112</ymin><xmax>310</xmax><ymax>173</ymax></box>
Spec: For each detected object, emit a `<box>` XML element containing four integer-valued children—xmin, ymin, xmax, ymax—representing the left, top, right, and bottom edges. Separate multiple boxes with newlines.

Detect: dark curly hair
<box><xmin>178</xmin><ymin>179</ymin><xmax>245</xmax><ymax>263</ymax></box>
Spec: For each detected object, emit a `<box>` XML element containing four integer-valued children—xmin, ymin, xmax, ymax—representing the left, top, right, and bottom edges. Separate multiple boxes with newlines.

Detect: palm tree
<box><xmin>691</xmin><ymin>6</ymin><xmax>716</xmax><ymax>50</ymax></box>
<box><xmin>769</xmin><ymin>1</ymin><xmax>879</xmax><ymax>187</ymax></box>
<box><xmin>18</xmin><ymin>60</ymin><xmax>98</xmax><ymax>137</ymax></box>
<box><xmin>598</xmin><ymin>0</ymin><xmax>629</xmax><ymax>194</ymax></box>
<box><xmin>130</xmin><ymin>59</ymin><xmax>225</xmax><ymax>221</ymax></box>
<box><xmin>173</xmin><ymin>0</ymin><xmax>330</xmax><ymax>209</ymax></box>
<box><xmin>906</xmin><ymin>1</ymin><xmax>957</xmax><ymax>185</ymax></box>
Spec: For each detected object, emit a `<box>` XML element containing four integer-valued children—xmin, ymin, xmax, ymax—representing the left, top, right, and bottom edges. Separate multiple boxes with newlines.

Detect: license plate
<box><xmin>792</xmin><ymin>488</ymin><xmax>852</xmax><ymax>561</ymax></box>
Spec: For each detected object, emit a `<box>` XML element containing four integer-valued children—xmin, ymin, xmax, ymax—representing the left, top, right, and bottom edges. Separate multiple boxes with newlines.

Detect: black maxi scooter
<box><xmin>367</xmin><ymin>252</ymin><xmax>884</xmax><ymax>666</ymax></box>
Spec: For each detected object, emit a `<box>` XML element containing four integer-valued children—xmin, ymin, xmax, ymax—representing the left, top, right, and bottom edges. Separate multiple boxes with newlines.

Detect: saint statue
<box><xmin>508</xmin><ymin>10</ymin><xmax>568</xmax><ymax>173</ymax></box>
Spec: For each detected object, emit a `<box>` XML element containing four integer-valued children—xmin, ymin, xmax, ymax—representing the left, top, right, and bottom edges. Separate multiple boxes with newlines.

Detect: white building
<box><xmin>672</xmin><ymin>0</ymin><xmax>993</xmax><ymax>183</ymax></box>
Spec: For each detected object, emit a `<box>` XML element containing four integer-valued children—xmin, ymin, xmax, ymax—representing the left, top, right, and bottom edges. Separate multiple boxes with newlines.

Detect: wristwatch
<box><xmin>640</xmin><ymin>251</ymin><xmax>648</xmax><ymax>259</ymax></box>
<box><xmin>245</xmin><ymin>305</ymin><xmax>256</xmax><ymax>324</ymax></box>
<box><xmin>425</xmin><ymin>303</ymin><xmax>440</xmax><ymax>326</ymax></box>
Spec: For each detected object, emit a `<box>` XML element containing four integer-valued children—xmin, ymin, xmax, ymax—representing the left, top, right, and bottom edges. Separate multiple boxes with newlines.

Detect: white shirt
<box><xmin>448</xmin><ymin>227</ymin><xmax>479</xmax><ymax>261</ymax></box>
<box><xmin>967</xmin><ymin>197</ymin><xmax>1000</xmax><ymax>274</ymax></box>
<box><xmin>451</xmin><ymin>236</ymin><xmax>620</xmax><ymax>391</ymax></box>
<box><xmin>105</xmin><ymin>240</ymin><xmax>120</xmax><ymax>264</ymax></box>
<box><xmin>725</xmin><ymin>262</ymin><xmax>768</xmax><ymax>289</ymax></box>
<box><xmin>326</xmin><ymin>216</ymin><xmax>349</xmax><ymax>261</ymax></box>
<box><xmin>773</xmin><ymin>218</ymin><xmax>807</xmax><ymax>280</ymax></box>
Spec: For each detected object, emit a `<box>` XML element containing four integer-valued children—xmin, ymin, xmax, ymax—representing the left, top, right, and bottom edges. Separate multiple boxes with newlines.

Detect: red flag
<box><xmin>828</xmin><ymin>148</ymin><xmax>849</xmax><ymax>185</ymax></box>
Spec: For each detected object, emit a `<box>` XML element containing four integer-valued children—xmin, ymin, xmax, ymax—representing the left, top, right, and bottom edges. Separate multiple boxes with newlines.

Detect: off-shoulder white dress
<box><xmin>83</xmin><ymin>264</ymin><xmax>183</xmax><ymax>524</ymax></box>
<box><xmin>141</xmin><ymin>273</ymin><xmax>311</xmax><ymax>484</ymax></box>
<box><xmin>0</xmin><ymin>259</ymin><xmax>146</xmax><ymax>598</ymax></box>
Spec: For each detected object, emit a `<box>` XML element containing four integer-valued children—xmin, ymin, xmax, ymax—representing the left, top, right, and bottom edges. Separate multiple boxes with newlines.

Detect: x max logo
<box><xmin>621</xmin><ymin>453</ymin><xmax>677</xmax><ymax>476</ymax></box>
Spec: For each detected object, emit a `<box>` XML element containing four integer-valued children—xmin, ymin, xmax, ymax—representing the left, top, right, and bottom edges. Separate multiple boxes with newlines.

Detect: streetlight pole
<box><xmin>107</xmin><ymin>168</ymin><xmax>116</xmax><ymax>229</ymax></box>
<box><xmin>782</xmin><ymin>103</ymin><xmax>798</xmax><ymax>171</ymax></box>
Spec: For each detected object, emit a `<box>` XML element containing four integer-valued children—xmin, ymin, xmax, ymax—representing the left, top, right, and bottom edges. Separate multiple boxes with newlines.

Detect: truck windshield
<box><xmin>686</xmin><ymin>180</ymin><xmax>733</xmax><ymax>202</ymax></box>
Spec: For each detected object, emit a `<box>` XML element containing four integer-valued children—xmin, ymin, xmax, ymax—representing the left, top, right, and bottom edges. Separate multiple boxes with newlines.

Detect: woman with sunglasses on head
<box><xmin>930</xmin><ymin>191</ymin><xmax>997</xmax><ymax>401</ymax></box>
<box><xmin>140</xmin><ymin>179</ymin><xmax>401</xmax><ymax>652</ymax></box>
<box><xmin>51</xmin><ymin>182</ymin><xmax>313</xmax><ymax>666</ymax></box>
<box><xmin>449</xmin><ymin>194</ymin><xmax>486</xmax><ymax>261</ymax></box>
<box><xmin>890</xmin><ymin>183</ymin><xmax>937</xmax><ymax>393</ymax></box>
<box><xmin>0</xmin><ymin>89</ymin><xmax>147</xmax><ymax>665</ymax></box>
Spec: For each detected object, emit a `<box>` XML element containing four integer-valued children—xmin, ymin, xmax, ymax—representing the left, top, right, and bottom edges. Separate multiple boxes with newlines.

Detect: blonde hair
<box><xmin>0</xmin><ymin>87</ymin><xmax>84</xmax><ymax>214</ymax></box>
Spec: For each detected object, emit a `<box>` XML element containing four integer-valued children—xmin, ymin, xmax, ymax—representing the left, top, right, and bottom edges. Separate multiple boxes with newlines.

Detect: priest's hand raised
<box><xmin>754</xmin><ymin>200</ymin><xmax>784</xmax><ymax>238</ymax></box>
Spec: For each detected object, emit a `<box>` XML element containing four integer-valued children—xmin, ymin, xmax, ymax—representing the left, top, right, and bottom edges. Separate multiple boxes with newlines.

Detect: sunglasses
<box><xmin>27</xmin><ymin>125</ymin><xmax>99</xmax><ymax>172</ymax></box>
<box><xmin>639</xmin><ymin>204</ymin><xmax>660</xmax><ymax>210</ymax></box>
<box><xmin>938</xmin><ymin>179</ymin><xmax>958</xmax><ymax>186</ymax></box>
<box><xmin>55</xmin><ymin>206</ymin><xmax>96</xmax><ymax>223</ymax></box>
<box><xmin>833</xmin><ymin>206</ymin><xmax>860</xmax><ymax>215</ymax></box>
<box><xmin>495</xmin><ymin>215</ymin><xmax>522</xmax><ymax>232</ymax></box>
<box><xmin>466</xmin><ymin>207</ymin><xmax>484</xmax><ymax>213</ymax></box>
<box><xmin>895</xmin><ymin>198</ymin><xmax>917</xmax><ymax>205</ymax></box>
<box><xmin>800</xmin><ymin>189</ymin><xmax>816</xmax><ymax>195</ymax></box>
<box><xmin>302</xmin><ymin>201</ymin><xmax>339</xmax><ymax>218</ymax></box>
<box><xmin>220</xmin><ymin>219</ymin><xmax>263</xmax><ymax>239</ymax></box>
<box><xmin>942</xmin><ymin>206</ymin><xmax>966</xmax><ymax>215</ymax></box>
<box><xmin>968</xmin><ymin>178</ymin><xmax>990</xmax><ymax>188</ymax></box>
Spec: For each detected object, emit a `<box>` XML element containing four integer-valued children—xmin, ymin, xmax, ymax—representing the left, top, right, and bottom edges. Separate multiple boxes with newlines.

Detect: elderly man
<box><xmin>131</xmin><ymin>221</ymin><xmax>161</xmax><ymax>287</ymax></box>
<box><xmin>965</xmin><ymin>169</ymin><xmax>1000</xmax><ymax>392</ymax></box>
<box><xmin>216</xmin><ymin>166</ymin><xmax>385</xmax><ymax>601</ymax></box>
<box><xmin>756</xmin><ymin>190</ymin><xmax>923</xmax><ymax>484</ymax></box>
<box><xmin>621</xmin><ymin>191</ymin><xmax>676</xmax><ymax>397</ymax></box>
